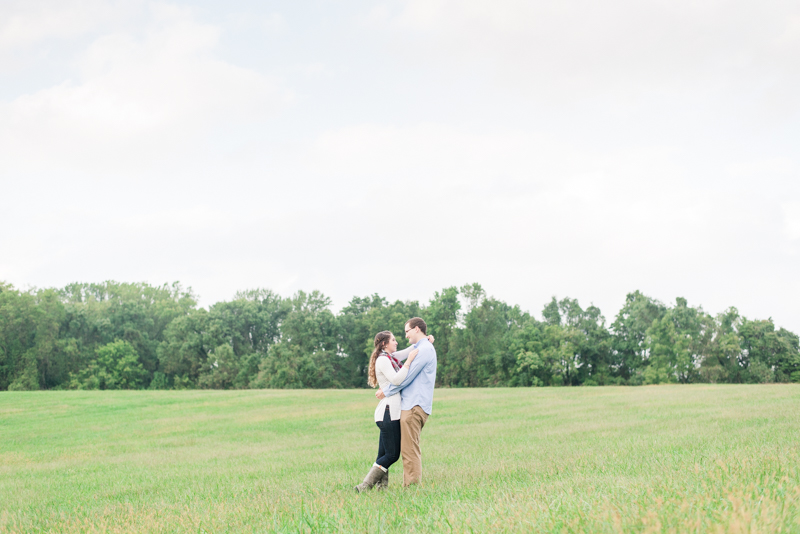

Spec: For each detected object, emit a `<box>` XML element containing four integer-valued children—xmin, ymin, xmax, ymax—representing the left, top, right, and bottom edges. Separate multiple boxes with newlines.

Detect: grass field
<box><xmin>1</xmin><ymin>385</ymin><xmax>799</xmax><ymax>533</ymax></box>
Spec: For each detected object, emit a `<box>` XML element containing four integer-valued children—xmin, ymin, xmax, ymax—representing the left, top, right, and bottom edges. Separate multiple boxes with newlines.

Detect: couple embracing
<box><xmin>354</xmin><ymin>317</ymin><xmax>437</xmax><ymax>492</ymax></box>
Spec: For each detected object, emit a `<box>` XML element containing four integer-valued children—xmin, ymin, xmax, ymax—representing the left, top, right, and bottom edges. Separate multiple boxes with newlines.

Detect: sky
<box><xmin>1</xmin><ymin>0</ymin><xmax>799</xmax><ymax>332</ymax></box>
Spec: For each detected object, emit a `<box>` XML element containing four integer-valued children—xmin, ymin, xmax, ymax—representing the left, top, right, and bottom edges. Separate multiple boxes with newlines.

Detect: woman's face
<box><xmin>385</xmin><ymin>335</ymin><xmax>398</xmax><ymax>353</ymax></box>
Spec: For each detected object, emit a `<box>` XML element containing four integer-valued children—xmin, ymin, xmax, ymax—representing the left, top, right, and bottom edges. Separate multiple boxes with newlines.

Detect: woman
<box><xmin>354</xmin><ymin>330</ymin><xmax>433</xmax><ymax>492</ymax></box>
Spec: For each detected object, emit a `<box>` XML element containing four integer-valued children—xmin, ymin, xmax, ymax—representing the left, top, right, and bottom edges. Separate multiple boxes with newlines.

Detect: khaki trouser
<box><xmin>400</xmin><ymin>405</ymin><xmax>429</xmax><ymax>486</ymax></box>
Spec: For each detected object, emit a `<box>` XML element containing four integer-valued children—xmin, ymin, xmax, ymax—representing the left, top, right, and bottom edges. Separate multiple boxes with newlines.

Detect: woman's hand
<box><xmin>405</xmin><ymin>348</ymin><xmax>419</xmax><ymax>365</ymax></box>
<box><xmin>427</xmin><ymin>335</ymin><xmax>435</xmax><ymax>343</ymax></box>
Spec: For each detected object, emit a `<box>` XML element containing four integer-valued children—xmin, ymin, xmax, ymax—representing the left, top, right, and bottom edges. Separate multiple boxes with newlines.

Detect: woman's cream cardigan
<box><xmin>373</xmin><ymin>345</ymin><xmax>415</xmax><ymax>422</ymax></box>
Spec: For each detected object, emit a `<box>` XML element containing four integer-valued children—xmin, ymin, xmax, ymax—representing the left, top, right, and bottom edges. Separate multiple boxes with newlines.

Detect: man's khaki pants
<box><xmin>400</xmin><ymin>406</ymin><xmax>429</xmax><ymax>486</ymax></box>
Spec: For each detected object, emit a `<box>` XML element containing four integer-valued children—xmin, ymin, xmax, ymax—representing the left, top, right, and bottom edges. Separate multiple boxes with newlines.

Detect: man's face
<box><xmin>404</xmin><ymin>324</ymin><xmax>418</xmax><ymax>342</ymax></box>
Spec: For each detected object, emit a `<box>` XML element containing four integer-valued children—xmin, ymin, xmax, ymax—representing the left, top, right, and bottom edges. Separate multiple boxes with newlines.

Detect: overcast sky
<box><xmin>1</xmin><ymin>0</ymin><xmax>799</xmax><ymax>332</ymax></box>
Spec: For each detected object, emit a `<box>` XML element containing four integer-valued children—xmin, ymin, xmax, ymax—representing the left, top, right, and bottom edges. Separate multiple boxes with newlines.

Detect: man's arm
<box><xmin>392</xmin><ymin>335</ymin><xmax>434</xmax><ymax>362</ymax></box>
<box><xmin>392</xmin><ymin>345</ymin><xmax>415</xmax><ymax>362</ymax></box>
<box><xmin>376</xmin><ymin>355</ymin><xmax>410</xmax><ymax>386</ymax></box>
<box><xmin>380</xmin><ymin>346</ymin><xmax>431</xmax><ymax>397</ymax></box>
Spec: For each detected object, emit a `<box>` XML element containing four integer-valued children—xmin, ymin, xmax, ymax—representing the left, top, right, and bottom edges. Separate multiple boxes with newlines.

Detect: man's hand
<box><xmin>375</xmin><ymin>389</ymin><xmax>385</xmax><ymax>399</ymax></box>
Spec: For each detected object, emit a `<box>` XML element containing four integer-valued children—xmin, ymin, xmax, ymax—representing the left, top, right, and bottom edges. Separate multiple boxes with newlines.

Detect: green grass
<box><xmin>1</xmin><ymin>385</ymin><xmax>799</xmax><ymax>533</ymax></box>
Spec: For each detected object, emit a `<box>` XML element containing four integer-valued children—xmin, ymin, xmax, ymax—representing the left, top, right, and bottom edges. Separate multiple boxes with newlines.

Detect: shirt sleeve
<box><xmin>382</xmin><ymin>346</ymin><xmax>431</xmax><ymax>396</ymax></box>
<box><xmin>376</xmin><ymin>356</ymin><xmax>409</xmax><ymax>386</ymax></box>
<box><xmin>391</xmin><ymin>345</ymin><xmax>415</xmax><ymax>362</ymax></box>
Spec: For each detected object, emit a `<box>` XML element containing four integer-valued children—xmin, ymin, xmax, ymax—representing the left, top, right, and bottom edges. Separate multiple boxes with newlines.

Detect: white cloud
<box><xmin>386</xmin><ymin>0</ymin><xmax>800</xmax><ymax>110</ymax></box>
<box><xmin>295</xmin><ymin>62</ymin><xmax>333</xmax><ymax>80</ymax></box>
<box><xmin>0</xmin><ymin>3</ymin><xmax>290</xmax><ymax>176</ymax></box>
<box><xmin>276</xmin><ymin>119</ymin><xmax>796</xmax><ymax>324</ymax></box>
<box><xmin>308</xmin><ymin>123</ymin><xmax>572</xmax><ymax>187</ymax></box>
<box><xmin>784</xmin><ymin>202</ymin><xmax>800</xmax><ymax>241</ymax></box>
<box><xmin>226</xmin><ymin>11</ymin><xmax>287</xmax><ymax>35</ymax></box>
<box><xmin>0</xmin><ymin>0</ymin><xmax>131</xmax><ymax>50</ymax></box>
<box><xmin>1</xmin><ymin>0</ymin><xmax>799</xmax><ymax>335</ymax></box>
<box><xmin>775</xmin><ymin>15</ymin><xmax>800</xmax><ymax>46</ymax></box>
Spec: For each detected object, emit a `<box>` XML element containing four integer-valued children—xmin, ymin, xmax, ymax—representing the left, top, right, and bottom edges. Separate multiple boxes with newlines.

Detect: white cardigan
<box><xmin>373</xmin><ymin>345</ymin><xmax>414</xmax><ymax>422</ymax></box>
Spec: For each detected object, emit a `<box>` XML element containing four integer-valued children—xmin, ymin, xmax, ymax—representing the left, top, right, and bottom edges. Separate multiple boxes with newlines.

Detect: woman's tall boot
<box><xmin>354</xmin><ymin>465</ymin><xmax>384</xmax><ymax>493</ymax></box>
<box><xmin>375</xmin><ymin>469</ymin><xmax>389</xmax><ymax>490</ymax></box>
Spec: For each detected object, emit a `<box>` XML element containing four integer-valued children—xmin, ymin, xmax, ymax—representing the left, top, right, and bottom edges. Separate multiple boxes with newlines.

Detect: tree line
<box><xmin>1</xmin><ymin>281</ymin><xmax>798</xmax><ymax>391</ymax></box>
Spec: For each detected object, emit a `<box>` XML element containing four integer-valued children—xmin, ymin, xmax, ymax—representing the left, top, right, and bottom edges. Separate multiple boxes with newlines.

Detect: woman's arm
<box><xmin>391</xmin><ymin>335</ymin><xmax>435</xmax><ymax>361</ymax></box>
<box><xmin>376</xmin><ymin>356</ymin><xmax>410</xmax><ymax>386</ymax></box>
<box><xmin>392</xmin><ymin>345</ymin><xmax>414</xmax><ymax>362</ymax></box>
<box><xmin>379</xmin><ymin>346</ymin><xmax>430</xmax><ymax>399</ymax></box>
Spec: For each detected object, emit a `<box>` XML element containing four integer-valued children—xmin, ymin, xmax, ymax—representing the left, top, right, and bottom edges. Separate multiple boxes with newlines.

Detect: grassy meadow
<box><xmin>1</xmin><ymin>385</ymin><xmax>799</xmax><ymax>533</ymax></box>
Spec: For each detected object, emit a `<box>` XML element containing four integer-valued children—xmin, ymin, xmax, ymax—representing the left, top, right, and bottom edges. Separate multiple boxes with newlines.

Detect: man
<box><xmin>376</xmin><ymin>317</ymin><xmax>437</xmax><ymax>486</ymax></box>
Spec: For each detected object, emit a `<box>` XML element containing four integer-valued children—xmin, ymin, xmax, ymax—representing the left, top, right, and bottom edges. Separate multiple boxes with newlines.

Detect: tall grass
<box><xmin>1</xmin><ymin>385</ymin><xmax>799</xmax><ymax>532</ymax></box>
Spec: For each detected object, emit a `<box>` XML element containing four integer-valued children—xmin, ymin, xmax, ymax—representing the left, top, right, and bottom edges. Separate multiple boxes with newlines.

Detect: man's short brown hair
<box><xmin>406</xmin><ymin>317</ymin><xmax>427</xmax><ymax>335</ymax></box>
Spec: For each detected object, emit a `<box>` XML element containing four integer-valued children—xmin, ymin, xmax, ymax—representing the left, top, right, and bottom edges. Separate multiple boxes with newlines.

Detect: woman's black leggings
<box><xmin>375</xmin><ymin>406</ymin><xmax>401</xmax><ymax>469</ymax></box>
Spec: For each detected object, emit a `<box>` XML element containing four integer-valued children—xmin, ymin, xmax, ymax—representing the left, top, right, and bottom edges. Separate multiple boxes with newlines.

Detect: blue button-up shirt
<box><xmin>382</xmin><ymin>337</ymin><xmax>437</xmax><ymax>414</ymax></box>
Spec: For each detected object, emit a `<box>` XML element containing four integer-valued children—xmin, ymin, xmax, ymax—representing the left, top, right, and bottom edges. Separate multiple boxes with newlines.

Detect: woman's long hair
<box><xmin>368</xmin><ymin>330</ymin><xmax>392</xmax><ymax>388</ymax></box>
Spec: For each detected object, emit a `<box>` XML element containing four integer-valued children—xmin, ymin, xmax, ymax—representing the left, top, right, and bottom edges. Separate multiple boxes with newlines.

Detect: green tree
<box><xmin>448</xmin><ymin>284</ymin><xmax>527</xmax><ymax>386</ymax></box>
<box><xmin>197</xmin><ymin>344</ymin><xmax>240</xmax><ymax>389</ymax></box>
<box><xmin>2</xmin><ymin>285</ymin><xmax>70</xmax><ymax>391</ymax></box>
<box><xmin>157</xmin><ymin>309</ymin><xmax>211</xmax><ymax>388</ymax></box>
<box><xmin>737</xmin><ymin>318</ymin><xmax>799</xmax><ymax>383</ymax></box>
<box><xmin>644</xmin><ymin>298</ymin><xmax>709</xmax><ymax>384</ymax></box>
<box><xmin>201</xmin><ymin>289</ymin><xmax>289</xmax><ymax>388</ymax></box>
<box><xmin>555</xmin><ymin>298</ymin><xmax>612</xmax><ymax>385</ymax></box>
<box><xmin>532</xmin><ymin>297</ymin><xmax>612</xmax><ymax>386</ymax></box>
<box><xmin>4</xmin><ymin>278</ymin><xmax>800</xmax><ymax>391</ymax></box>
<box><xmin>508</xmin><ymin>318</ymin><xmax>546</xmax><ymax>387</ymax></box>
<box><xmin>610</xmin><ymin>291</ymin><xmax>667</xmax><ymax>382</ymax></box>
<box><xmin>699</xmin><ymin>307</ymin><xmax>742</xmax><ymax>383</ymax></box>
<box><xmin>252</xmin><ymin>291</ymin><xmax>343</xmax><ymax>388</ymax></box>
<box><xmin>69</xmin><ymin>340</ymin><xmax>148</xmax><ymax>390</ymax></box>
<box><xmin>60</xmin><ymin>281</ymin><xmax>197</xmax><ymax>387</ymax></box>
<box><xmin>1</xmin><ymin>284</ymin><xmax>39</xmax><ymax>390</ymax></box>
<box><xmin>30</xmin><ymin>289</ymin><xmax>67</xmax><ymax>389</ymax></box>
<box><xmin>540</xmin><ymin>324</ymin><xmax>580</xmax><ymax>386</ymax></box>
<box><xmin>426</xmin><ymin>286</ymin><xmax>461</xmax><ymax>386</ymax></box>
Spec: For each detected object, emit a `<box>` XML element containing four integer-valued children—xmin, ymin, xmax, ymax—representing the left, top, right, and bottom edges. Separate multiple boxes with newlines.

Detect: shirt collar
<box><xmin>413</xmin><ymin>337</ymin><xmax>429</xmax><ymax>348</ymax></box>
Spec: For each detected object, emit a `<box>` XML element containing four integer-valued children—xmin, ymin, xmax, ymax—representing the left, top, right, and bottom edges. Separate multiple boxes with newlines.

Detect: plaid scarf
<box><xmin>380</xmin><ymin>350</ymin><xmax>402</xmax><ymax>372</ymax></box>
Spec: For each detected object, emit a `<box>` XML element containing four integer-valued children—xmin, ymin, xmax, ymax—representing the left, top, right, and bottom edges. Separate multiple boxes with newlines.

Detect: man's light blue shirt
<box><xmin>382</xmin><ymin>337</ymin><xmax>437</xmax><ymax>414</ymax></box>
